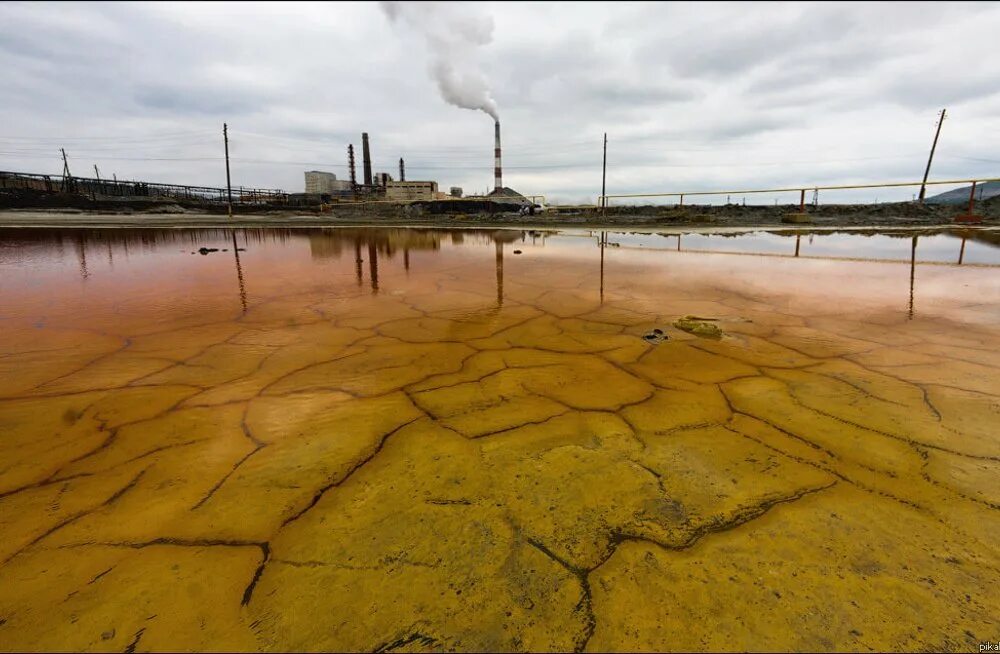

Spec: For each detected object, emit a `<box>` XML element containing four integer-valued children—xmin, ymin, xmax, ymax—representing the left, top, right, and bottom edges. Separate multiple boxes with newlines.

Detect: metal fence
<box><xmin>0</xmin><ymin>170</ymin><xmax>288</xmax><ymax>205</ymax></box>
<box><xmin>598</xmin><ymin>177</ymin><xmax>1000</xmax><ymax>209</ymax></box>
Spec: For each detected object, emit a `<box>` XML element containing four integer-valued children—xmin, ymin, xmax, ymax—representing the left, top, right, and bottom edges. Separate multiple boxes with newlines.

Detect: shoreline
<box><xmin>1</xmin><ymin>209</ymin><xmax>997</xmax><ymax>232</ymax></box>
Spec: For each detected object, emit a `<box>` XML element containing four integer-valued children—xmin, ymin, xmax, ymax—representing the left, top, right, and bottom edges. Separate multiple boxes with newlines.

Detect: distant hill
<box><xmin>926</xmin><ymin>180</ymin><xmax>1000</xmax><ymax>204</ymax></box>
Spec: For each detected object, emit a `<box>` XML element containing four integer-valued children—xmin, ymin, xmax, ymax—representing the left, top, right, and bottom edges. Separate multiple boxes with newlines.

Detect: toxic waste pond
<box><xmin>1</xmin><ymin>226</ymin><xmax>999</xmax><ymax>652</ymax></box>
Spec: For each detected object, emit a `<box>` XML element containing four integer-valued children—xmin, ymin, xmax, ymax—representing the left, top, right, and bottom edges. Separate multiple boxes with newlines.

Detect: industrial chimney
<box><xmin>399</xmin><ymin>157</ymin><xmax>405</xmax><ymax>182</ymax></box>
<box><xmin>494</xmin><ymin>121</ymin><xmax>502</xmax><ymax>193</ymax></box>
<box><xmin>347</xmin><ymin>144</ymin><xmax>357</xmax><ymax>191</ymax></box>
<box><xmin>362</xmin><ymin>132</ymin><xmax>373</xmax><ymax>186</ymax></box>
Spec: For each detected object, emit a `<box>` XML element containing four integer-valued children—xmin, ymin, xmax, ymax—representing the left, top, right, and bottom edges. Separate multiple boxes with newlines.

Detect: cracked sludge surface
<box><xmin>0</xmin><ymin>229</ymin><xmax>998</xmax><ymax>652</ymax></box>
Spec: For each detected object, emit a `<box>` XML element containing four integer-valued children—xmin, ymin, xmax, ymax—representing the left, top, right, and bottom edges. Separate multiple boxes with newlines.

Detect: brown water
<box><xmin>1</xmin><ymin>226</ymin><xmax>998</xmax><ymax>652</ymax></box>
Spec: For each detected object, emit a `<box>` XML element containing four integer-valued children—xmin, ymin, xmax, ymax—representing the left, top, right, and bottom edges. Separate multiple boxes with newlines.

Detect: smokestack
<box><xmin>347</xmin><ymin>144</ymin><xmax>357</xmax><ymax>191</ymax></box>
<box><xmin>494</xmin><ymin>120</ymin><xmax>502</xmax><ymax>192</ymax></box>
<box><xmin>399</xmin><ymin>157</ymin><xmax>405</xmax><ymax>182</ymax></box>
<box><xmin>362</xmin><ymin>132</ymin><xmax>373</xmax><ymax>186</ymax></box>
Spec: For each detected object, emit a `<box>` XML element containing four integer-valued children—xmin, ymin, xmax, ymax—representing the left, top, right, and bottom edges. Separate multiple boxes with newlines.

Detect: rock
<box><xmin>673</xmin><ymin>315</ymin><xmax>723</xmax><ymax>339</ymax></box>
<box><xmin>513</xmin><ymin>250</ymin><xmax>522</xmax><ymax>255</ymax></box>
<box><xmin>643</xmin><ymin>329</ymin><xmax>669</xmax><ymax>344</ymax></box>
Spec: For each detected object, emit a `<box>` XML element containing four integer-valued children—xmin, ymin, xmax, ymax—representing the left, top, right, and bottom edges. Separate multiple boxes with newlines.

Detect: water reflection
<box><xmin>74</xmin><ymin>235</ymin><xmax>88</xmax><ymax>280</ymax></box>
<box><xmin>368</xmin><ymin>243</ymin><xmax>379</xmax><ymax>294</ymax></box>
<box><xmin>2</xmin><ymin>226</ymin><xmax>998</xmax><ymax>324</ymax></box>
<box><xmin>495</xmin><ymin>240</ymin><xmax>504</xmax><ymax>307</ymax></box>
<box><xmin>354</xmin><ymin>242</ymin><xmax>363</xmax><ymax>287</ymax></box>
<box><xmin>620</xmin><ymin>228</ymin><xmax>1000</xmax><ymax>265</ymax></box>
<box><xmin>599</xmin><ymin>231</ymin><xmax>606</xmax><ymax>304</ymax></box>
<box><xmin>909</xmin><ymin>236</ymin><xmax>917</xmax><ymax>320</ymax></box>
<box><xmin>232</xmin><ymin>231</ymin><xmax>247</xmax><ymax>314</ymax></box>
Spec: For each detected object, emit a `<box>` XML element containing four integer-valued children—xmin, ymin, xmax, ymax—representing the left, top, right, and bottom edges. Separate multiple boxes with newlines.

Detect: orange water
<box><xmin>1</xmin><ymin>227</ymin><xmax>998</xmax><ymax>652</ymax></box>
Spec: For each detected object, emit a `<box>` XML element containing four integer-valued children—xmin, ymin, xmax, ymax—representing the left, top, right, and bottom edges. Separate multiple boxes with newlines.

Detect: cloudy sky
<box><xmin>2</xmin><ymin>1</ymin><xmax>999</xmax><ymax>204</ymax></box>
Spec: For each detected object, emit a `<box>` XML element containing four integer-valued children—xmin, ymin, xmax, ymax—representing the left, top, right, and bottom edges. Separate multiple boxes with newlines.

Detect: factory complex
<box><xmin>295</xmin><ymin>123</ymin><xmax>527</xmax><ymax>207</ymax></box>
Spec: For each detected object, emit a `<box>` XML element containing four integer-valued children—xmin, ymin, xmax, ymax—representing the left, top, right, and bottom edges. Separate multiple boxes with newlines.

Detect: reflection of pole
<box><xmin>75</xmin><ymin>235</ymin><xmax>88</xmax><ymax>279</ymax></box>
<box><xmin>599</xmin><ymin>232</ymin><xmax>605</xmax><ymax>304</ymax></box>
<box><xmin>908</xmin><ymin>236</ymin><xmax>917</xmax><ymax>319</ymax></box>
<box><xmin>958</xmin><ymin>237</ymin><xmax>966</xmax><ymax>265</ymax></box>
<box><xmin>495</xmin><ymin>240</ymin><xmax>504</xmax><ymax>307</ymax></box>
<box><xmin>232</xmin><ymin>230</ymin><xmax>247</xmax><ymax>313</ymax></box>
<box><xmin>403</xmin><ymin>248</ymin><xmax>410</xmax><ymax>273</ymax></box>
<box><xmin>354</xmin><ymin>241</ymin><xmax>363</xmax><ymax>286</ymax></box>
<box><xmin>794</xmin><ymin>234</ymin><xmax>801</xmax><ymax>257</ymax></box>
<box><xmin>368</xmin><ymin>243</ymin><xmax>379</xmax><ymax>294</ymax></box>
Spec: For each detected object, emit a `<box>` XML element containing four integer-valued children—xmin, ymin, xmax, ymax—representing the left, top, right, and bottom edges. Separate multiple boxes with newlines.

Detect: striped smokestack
<box><xmin>494</xmin><ymin>120</ymin><xmax>502</xmax><ymax>192</ymax></box>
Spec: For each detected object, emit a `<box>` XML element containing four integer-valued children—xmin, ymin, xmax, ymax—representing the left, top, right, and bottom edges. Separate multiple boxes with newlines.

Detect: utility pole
<box><xmin>918</xmin><ymin>108</ymin><xmax>946</xmax><ymax>203</ymax></box>
<box><xmin>60</xmin><ymin>148</ymin><xmax>73</xmax><ymax>192</ymax></box>
<box><xmin>601</xmin><ymin>132</ymin><xmax>607</xmax><ymax>214</ymax></box>
<box><xmin>223</xmin><ymin>123</ymin><xmax>233</xmax><ymax>217</ymax></box>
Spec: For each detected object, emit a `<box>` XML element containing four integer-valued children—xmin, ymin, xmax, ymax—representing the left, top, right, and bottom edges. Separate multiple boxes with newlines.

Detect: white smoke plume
<box><xmin>380</xmin><ymin>1</ymin><xmax>499</xmax><ymax>121</ymax></box>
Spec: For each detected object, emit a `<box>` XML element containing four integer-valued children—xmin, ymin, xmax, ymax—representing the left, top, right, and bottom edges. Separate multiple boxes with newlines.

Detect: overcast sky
<box><xmin>2</xmin><ymin>1</ymin><xmax>999</xmax><ymax>204</ymax></box>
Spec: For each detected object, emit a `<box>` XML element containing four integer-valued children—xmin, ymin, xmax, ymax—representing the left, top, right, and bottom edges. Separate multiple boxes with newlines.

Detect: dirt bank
<box><xmin>0</xmin><ymin>194</ymin><xmax>997</xmax><ymax>230</ymax></box>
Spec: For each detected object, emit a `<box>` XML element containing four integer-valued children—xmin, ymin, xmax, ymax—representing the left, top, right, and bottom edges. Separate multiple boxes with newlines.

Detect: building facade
<box><xmin>304</xmin><ymin>171</ymin><xmax>352</xmax><ymax>194</ymax></box>
<box><xmin>385</xmin><ymin>181</ymin><xmax>439</xmax><ymax>202</ymax></box>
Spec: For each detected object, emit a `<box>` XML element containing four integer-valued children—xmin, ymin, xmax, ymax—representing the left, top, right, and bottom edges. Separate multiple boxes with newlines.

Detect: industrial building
<box><xmin>304</xmin><ymin>171</ymin><xmax>352</xmax><ymax>194</ymax></box>
<box><xmin>385</xmin><ymin>181</ymin><xmax>439</xmax><ymax>202</ymax></box>
<box><xmin>333</xmin><ymin>124</ymin><xmax>520</xmax><ymax>205</ymax></box>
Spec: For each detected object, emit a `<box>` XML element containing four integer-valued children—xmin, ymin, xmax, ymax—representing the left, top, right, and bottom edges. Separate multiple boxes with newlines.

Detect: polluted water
<box><xmin>0</xmin><ymin>226</ymin><xmax>998</xmax><ymax>651</ymax></box>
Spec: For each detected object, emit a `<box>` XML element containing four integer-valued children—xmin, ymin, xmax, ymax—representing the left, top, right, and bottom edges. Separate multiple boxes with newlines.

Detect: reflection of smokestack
<box><xmin>495</xmin><ymin>240</ymin><xmax>503</xmax><ymax>306</ymax></box>
<box><xmin>368</xmin><ymin>243</ymin><xmax>379</xmax><ymax>294</ymax></box>
<box><xmin>362</xmin><ymin>132</ymin><xmax>373</xmax><ymax>186</ymax></box>
<box><xmin>494</xmin><ymin>121</ymin><xmax>502</xmax><ymax>192</ymax></box>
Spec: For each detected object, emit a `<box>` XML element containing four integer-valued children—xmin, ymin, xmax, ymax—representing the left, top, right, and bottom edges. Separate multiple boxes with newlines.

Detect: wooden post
<box><xmin>601</xmin><ymin>132</ymin><xmax>607</xmax><ymax>215</ymax></box>
<box><xmin>60</xmin><ymin>148</ymin><xmax>73</xmax><ymax>192</ymax></box>
<box><xmin>224</xmin><ymin>123</ymin><xmax>233</xmax><ymax>217</ymax></box>
<box><xmin>919</xmin><ymin>109</ymin><xmax>945</xmax><ymax>203</ymax></box>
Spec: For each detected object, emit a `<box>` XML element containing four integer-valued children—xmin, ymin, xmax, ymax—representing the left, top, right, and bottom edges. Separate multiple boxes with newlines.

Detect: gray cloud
<box><xmin>133</xmin><ymin>83</ymin><xmax>271</xmax><ymax>117</ymax></box>
<box><xmin>0</xmin><ymin>1</ymin><xmax>998</xmax><ymax>204</ymax></box>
